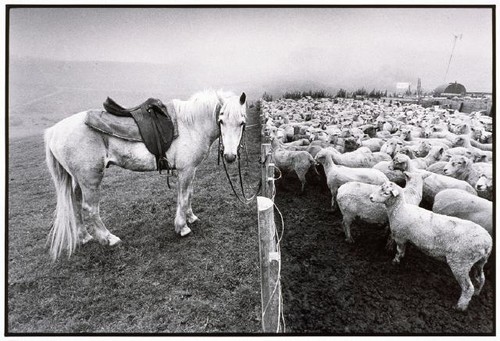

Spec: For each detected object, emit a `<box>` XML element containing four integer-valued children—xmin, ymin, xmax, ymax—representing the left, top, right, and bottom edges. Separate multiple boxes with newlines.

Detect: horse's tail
<box><xmin>44</xmin><ymin>128</ymin><xmax>78</xmax><ymax>261</ymax></box>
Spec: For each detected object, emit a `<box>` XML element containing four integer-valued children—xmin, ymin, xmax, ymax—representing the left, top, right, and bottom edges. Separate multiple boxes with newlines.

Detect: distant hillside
<box><xmin>11</xmin><ymin>57</ymin><xmax>476</xmax><ymax>101</ymax></box>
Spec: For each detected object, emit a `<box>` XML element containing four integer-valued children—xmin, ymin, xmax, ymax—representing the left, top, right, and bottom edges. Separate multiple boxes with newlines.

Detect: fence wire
<box><xmin>260</xmin><ymin>153</ymin><xmax>286</xmax><ymax>333</ymax></box>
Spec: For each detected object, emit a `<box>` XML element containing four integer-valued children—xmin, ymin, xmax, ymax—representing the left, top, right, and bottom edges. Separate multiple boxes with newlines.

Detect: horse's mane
<box><xmin>174</xmin><ymin>89</ymin><xmax>236</xmax><ymax>126</ymax></box>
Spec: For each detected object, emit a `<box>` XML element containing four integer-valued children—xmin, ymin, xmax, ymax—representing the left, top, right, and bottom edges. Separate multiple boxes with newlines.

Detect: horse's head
<box><xmin>218</xmin><ymin>92</ymin><xmax>247</xmax><ymax>163</ymax></box>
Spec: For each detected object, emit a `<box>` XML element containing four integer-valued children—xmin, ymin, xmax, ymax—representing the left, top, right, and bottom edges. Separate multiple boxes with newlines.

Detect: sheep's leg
<box><xmin>296</xmin><ymin>170</ymin><xmax>307</xmax><ymax>194</ymax></box>
<box><xmin>330</xmin><ymin>188</ymin><xmax>338</xmax><ymax>211</ymax></box>
<box><xmin>384</xmin><ymin>227</ymin><xmax>395</xmax><ymax>252</ymax></box>
<box><xmin>472</xmin><ymin>257</ymin><xmax>488</xmax><ymax>296</ymax></box>
<box><xmin>342</xmin><ymin>217</ymin><xmax>355</xmax><ymax>243</ymax></box>
<box><xmin>392</xmin><ymin>241</ymin><xmax>406</xmax><ymax>265</ymax></box>
<box><xmin>448</xmin><ymin>261</ymin><xmax>474</xmax><ymax>311</ymax></box>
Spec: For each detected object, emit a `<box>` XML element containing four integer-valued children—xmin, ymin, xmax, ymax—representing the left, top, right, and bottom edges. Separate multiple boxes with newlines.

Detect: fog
<box><xmin>9</xmin><ymin>7</ymin><xmax>493</xmax><ymax>95</ymax></box>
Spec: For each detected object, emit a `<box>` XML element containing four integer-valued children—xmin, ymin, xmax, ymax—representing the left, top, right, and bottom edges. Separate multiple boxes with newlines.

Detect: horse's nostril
<box><xmin>224</xmin><ymin>154</ymin><xmax>236</xmax><ymax>163</ymax></box>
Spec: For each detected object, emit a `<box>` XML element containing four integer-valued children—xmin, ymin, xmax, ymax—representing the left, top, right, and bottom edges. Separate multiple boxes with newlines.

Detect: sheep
<box><xmin>314</xmin><ymin>148</ymin><xmax>388</xmax><ymax>211</ymax></box>
<box><xmin>380</xmin><ymin>137</ymin><xmax>404</xmax><ymax>157</ymax></box>
<box><xmin>369</xmin><ymin>181</ymin><xmax>492</xmax><ymax>311</ymax></box>
<box><xmin>410</xmin><ymin>146</ymin><xmax>444</xmax><ymax>169</ymax></box>
<box><xmin>426</xmin><ymin>161</ymin><xmax>447</xmax><ymax>175</ymax></box>
<box><xmin>453</xmin><ymin>136</ymin><xmax>492</xmax><ymax>161</ymax></box>
<box><xmin>326</xmin><ymin>147</ymin><xmax>391</xmax><ymax>168</ymax></box>
<box><xmin>337</xmin><ymin>171</ymin><xmax>423</xmax><ymax>243</ymax></box>
<box><xmin>359</xmin><ymin>137</ymin><xmax>385</xmax><ymax>152</ymax></box>
<box><xmin>270</xmin><ymin>138</ymin><xmax>318</xmax><ymax>192</ymax></box>
<box><xmin>475</xmin><ymin>174</ymin><xmax>493</xmax><ymax>201</ymax></box>
<box><xmin>433</xmin><ymin>189</ymin><xmax>492</xmax><ymax>235</ymax></box>
<box><xmin>373</xmin><ymin>160</ymin><xmax>405</xmax><ymax>186</ymax></box>
<box><xmin>390</xmin><ymin>153</ymin><xmax>477</xmax><ymax>204</ymax></box>
<box><xmin>443</xmin><ymin>155</ymin><xmax>492</xmax><ymax>200</ymax></box>
<box><xmin>440</xmin><ymin>147</ymin><xmax>477</xmax><ymax>162</ymax></box>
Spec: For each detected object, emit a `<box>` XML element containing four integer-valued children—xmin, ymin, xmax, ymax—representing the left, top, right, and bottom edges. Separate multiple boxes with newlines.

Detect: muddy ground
<box><xmin>274</xmin><ymin>171</ymin><xmax>495</xmax><ymax>335</ymax></box>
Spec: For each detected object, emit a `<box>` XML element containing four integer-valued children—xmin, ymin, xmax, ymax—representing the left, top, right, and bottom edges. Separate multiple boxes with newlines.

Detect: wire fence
<box><xmin>257</xmin><ymin>143</ymin><xmax>286</xmax><ymax>333</ymax></box>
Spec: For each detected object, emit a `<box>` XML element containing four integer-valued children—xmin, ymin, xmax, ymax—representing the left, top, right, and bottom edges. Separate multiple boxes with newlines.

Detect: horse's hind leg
<box><xmin>80</xmin><ymin>172</ymin><xmax>121</xmax><ymax>246</ymax></box>
<box><xmin>185</xmin><ymin>168</ymin><xmax>199</xmax><ymax>224</ymax></box>
<box><xmin>72</xmin><ymin>182</ymin><xmax>93</xmax><ymax>244</ymax></box>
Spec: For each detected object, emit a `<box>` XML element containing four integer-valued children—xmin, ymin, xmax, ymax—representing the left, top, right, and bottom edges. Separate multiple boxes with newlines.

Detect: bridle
<box><xmin>216</xmin><ymin>102</ymin><xmax>262</xmax><ymax>204</ymax></box>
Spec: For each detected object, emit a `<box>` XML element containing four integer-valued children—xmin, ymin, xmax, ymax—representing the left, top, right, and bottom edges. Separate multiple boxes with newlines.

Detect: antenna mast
<box><xmin>444</xmin><ymin>33</ymin><xmax>462</xmax><ymax>83</ymax></box>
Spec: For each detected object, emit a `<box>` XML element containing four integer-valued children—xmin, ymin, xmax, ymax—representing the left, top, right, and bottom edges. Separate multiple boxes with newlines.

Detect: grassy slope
<box><xmin>7</xmin><ymin>105</ymin><xmax>262</xmax><ymax>333</ymax></box>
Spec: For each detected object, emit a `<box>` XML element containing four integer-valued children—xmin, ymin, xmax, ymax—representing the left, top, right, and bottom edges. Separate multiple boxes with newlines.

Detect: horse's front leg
<box><xmin>186</xmin><ymin>168</ymin><xmax>199</xmax><ymax>224</ymax></box>
<box><xmin>175</xmin><ymin>168</ymin><xmax>195</xmax><ymax>236</ymax></box>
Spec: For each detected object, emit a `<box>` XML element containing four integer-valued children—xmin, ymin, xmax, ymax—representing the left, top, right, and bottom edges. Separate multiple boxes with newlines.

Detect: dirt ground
<box><xmin>274</xmin><ymin>170</ymin><xmax>495</xmax><ymax>335</ymax></box>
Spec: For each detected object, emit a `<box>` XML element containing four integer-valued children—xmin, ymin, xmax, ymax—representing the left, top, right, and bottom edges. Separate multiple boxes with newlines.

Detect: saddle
<box><xmin>85</xmin><ymin>97</ymin><xmax>178</xmax><ymax>172</ymax></box>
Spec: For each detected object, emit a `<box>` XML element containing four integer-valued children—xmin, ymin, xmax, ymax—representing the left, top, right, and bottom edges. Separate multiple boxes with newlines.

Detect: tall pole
<box><xmin>417</xmin><ymin>78</ymin><xmax>421</xmax><ymax>103</ymax></box>
<box><xmin>444</xmin><ymin>34</ymin><xmax>462</xmax><ymax>83</ymax></box>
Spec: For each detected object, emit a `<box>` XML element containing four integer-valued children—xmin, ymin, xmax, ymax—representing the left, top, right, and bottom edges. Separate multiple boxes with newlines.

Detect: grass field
<box><xmin>7</xmin><ymin>87</ymin><xmax>262</xmax><ymax>333</ymax></box>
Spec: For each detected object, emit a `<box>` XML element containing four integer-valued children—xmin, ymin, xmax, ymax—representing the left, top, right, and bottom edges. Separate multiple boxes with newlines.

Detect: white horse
<box><xmin>44</xmin><ymin>89</ymin><xmax>247</xmax><ymax>260</ymax></box>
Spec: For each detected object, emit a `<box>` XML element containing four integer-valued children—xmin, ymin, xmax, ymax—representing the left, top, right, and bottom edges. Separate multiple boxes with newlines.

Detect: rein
<box><xmin>218</xmin><ymin>114</ymin><xmax>262</xmax><ymax>205</ymax></box>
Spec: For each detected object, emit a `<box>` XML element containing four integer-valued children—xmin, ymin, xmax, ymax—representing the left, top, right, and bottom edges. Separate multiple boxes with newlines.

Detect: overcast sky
<box><xmin>9</xmin><ymin>7</ymin><xmax>493</xmax><ymax>92</ymax></box>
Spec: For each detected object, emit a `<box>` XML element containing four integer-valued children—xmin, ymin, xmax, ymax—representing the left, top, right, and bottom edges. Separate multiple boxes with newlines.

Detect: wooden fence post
<box><xmin>261</xmin><ymin>143</ymin><xmax>274</xmax><ymax>198</ymax></box>
<box><xmin>257</xmin><ymin>196</ymin><xmax>281</xmax><ymax>332</ymax></box>
<box><xmin>257</xmin><ymin>142</ymin><xmax>282</xmax><ymax>332</ymax></box>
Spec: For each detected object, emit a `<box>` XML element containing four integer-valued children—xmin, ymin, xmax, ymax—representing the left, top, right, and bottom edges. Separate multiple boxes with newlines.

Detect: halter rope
<box><xmin>218</xmin><ymin>110</ymin><xmax>262</xmax><ymax>205</ymax></box>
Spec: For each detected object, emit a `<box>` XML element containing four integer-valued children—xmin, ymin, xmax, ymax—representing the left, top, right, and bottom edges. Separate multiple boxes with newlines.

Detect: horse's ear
<box><xmin>239</xmin><ymin>92</ymin><xmax>246</xmax><ymax>105</ymax></box>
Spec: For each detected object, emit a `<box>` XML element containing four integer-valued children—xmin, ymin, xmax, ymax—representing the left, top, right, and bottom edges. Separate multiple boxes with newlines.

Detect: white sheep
<box><xmin>373</xmin><ymin>160</ymin><xmax>405</xmax><ymax>186</ymax></box>
<box><xmin>369</xmin><ymin>182</ymin><xmax>492</xmax><ymax>311</ymax></box>
<box><xmin>443</xmin><ymin>155</ymin><xmax>492</xmax><ymax>200</ymax></box>
<box><xmin>475</xmin><ymin>173</ymin><xmax>493</xmax><ymax>201</ymax></box>
<box><xmin>390</xmin><ymin>153</ymin><xmax>477</xmax><ymax>204</ymax></box>
<box><xmin>315</xmin><ymin>148</ymin><xmax>388</xmax><ymax>211</ymax></box>
<box><xmin>433</xmin><ymin>189</ymin><xmax>492</xmax><ymax>235</ymax></box>
<box><xmin>409</xmin><ymin>146</ymin><xmax>444</xmax><ymax>169</ymax></box>
<box><xmin>380</xmin><ymin>137</ymin><xmax>404</xmax><ymax>157</ymax></box>
<box><xmin>337</xmin><ymin>171</ymin><xmax>423</xmax><ymax>243</ymax></box>
<box><xmin>326</xmin><ymin>146</ymin><xmax>391</xmax><ymax>168</ymax></box>
<box><xmin>271</xmin><ymin>138</ymin><xmax>318</xmax><ymax>192</ymax></box>
<box><xmin>453</xmin><ymin>136</ymin><xmax>492</xmax><ymax>161</ymax></box>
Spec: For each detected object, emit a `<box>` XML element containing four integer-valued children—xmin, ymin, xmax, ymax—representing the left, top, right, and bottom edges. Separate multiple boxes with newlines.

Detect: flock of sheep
<box><xmin>262</xmin><ymin>96</ymin><xmax>493</xmax><ymax>311</ymax></box>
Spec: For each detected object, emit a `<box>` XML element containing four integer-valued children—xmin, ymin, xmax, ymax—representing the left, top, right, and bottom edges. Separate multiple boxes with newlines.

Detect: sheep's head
<box><xmin>474</xmin><ymin>153</ymin><xmax>488</xmax><ymax>163</ymax></box>
<box><xmin>400</xmin><ymin>129</ymin><xmax>412</xmax><ymax>141</ymax></box>
<box><xmin>475</xmin><ymin>174</ymin><xmax>492</xmax><ymax>192</ymax></box>
<box><xmin>452</xmin><ymin>136</ymin><xmax>466</xmax><ymax>147</ymax></box>
<box><xmin>443</xmin><ymin>155</ymin><xmax>470</xmax><ymax>176</ymax></box>
<box><xmin>414</xmin><ymin>141</ymin><xmax>431</xmax><ymax>158</ymax></box>
<box><xmin>369</xmin><ymin>182</ymin><xmax>401</xmax><ymax>204</ymax></box>
<box><xmin>344</xmin><ymin>137</ymin><xmax>360</xmax><ymax>152</ymax></box>
<box><xmin>399</xmin><ymin>146</ymin><xmax>415</xmax><ymax>158</ymax></box>
<box><xmin>427</xmin><ymin>146</ymin><xmax>445</xmax><ymax>162</ymax></box>
<box><xmin>391</xmin><ymin>153</ymin><xmax>410</xmax><ymax>171</ymax></box>
<box><xmin>420</xmin><ymin>125</ymin><xmax>433</xmax><ymax>138</ymax></box>
<box><xmin>314</xmin><ymin>149</ymin><xmax>331</xmax><ymax>165</ymax></box>
<box><xmin>383</xmin><ymin>138</ymin><xmax>403</xmax><ymax>158</ymax></box>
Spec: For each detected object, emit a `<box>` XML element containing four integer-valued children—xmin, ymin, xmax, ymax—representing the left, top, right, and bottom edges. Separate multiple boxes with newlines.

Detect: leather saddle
<box><xmin>85</xmin><ymin>97</ymin><xmax>178</xmax><ymax>172</ymax></box>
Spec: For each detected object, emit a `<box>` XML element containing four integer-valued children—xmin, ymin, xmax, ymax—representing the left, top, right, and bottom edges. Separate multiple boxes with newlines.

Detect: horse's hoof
<box><xmin>80</xmin><ymin>234</ymin><xmax>94</xmax><ymax>245</ymax></box>
<box><xmin>187</xmin><ymin>215</ymin><xmax>199</xmax><ymax>224</ymax></box>
<box><xmin>180</xmin><ymin>226</ymin><xmax>192</xmax><ymax>237</ymax></box>
<box><xmin>453</xmin><ymin>304</ymin><xmax>467</xmax><ymax>312</ymax></box>
<box><xmin>108</xmin><ymin>234</ymin><xmax>122</xmax><ymax>246</ymax></box>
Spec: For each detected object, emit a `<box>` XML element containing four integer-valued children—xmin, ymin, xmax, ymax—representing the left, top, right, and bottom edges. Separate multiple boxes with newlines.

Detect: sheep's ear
<box><xmin>240</xmin><ymin>92</ymin><xmax>247</xmax><ymax>105</ymax></box>
<box><xmin>391</xmin><ymin>188</ymin><xmax>399</xmax><ymax>197</ymax></box>
<box><xmin>477</xmin><ymin>154</ymin><xmax>487</xmax><ymax>162</ymax></box>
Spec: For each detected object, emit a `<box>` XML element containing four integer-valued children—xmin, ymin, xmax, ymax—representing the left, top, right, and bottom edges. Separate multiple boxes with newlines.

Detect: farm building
<box><xmin>433</xmin><ymin>82</ymin><xmax>467</xmax><ymax>96</ymax></box>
